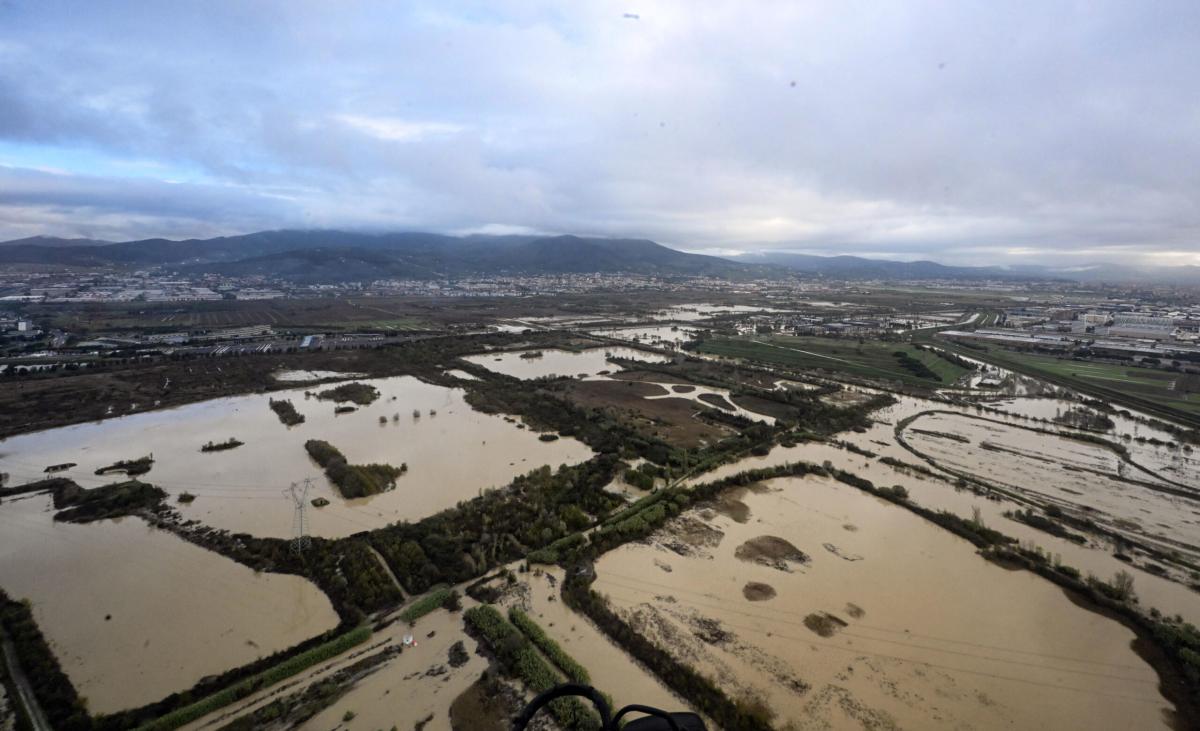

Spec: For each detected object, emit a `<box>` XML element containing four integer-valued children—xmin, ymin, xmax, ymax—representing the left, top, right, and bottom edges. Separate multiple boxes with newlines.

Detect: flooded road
<box><xmin>0</xmin><ymin>376</ymin><xmax>593</xmax><ymax>538</ymax></box>
<box><xmin>596</xmin><ymin>474</ymin><xmax>1174</xmax><ymax>729</ymax></box>
<box><xmin>0</xmin><ymin>493</ymin><xmax>338</xmax><ymax>714</ymax></box>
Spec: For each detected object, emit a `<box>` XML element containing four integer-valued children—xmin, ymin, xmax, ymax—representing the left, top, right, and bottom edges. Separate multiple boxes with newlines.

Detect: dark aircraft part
<box><xmin>512</xmin><ymin>683</ymin><xmax>707</xmax><ymax>731</ymax></box>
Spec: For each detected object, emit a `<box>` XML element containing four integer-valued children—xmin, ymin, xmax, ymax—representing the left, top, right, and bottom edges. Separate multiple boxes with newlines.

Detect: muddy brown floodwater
<box><xmin>691</xmin><ymin>436</ymin><xmax>1200</xmax><ymax>626</ymax></box>
<box><xmin>597</xmin><ymin>474</ymin><xmax>1175</xmax><ymax>730</ymax></box>
<box><xmin>0</xmin><ymin>493</ymin><xmax>338</xmax><ymax>714</ymax></box>
<box><xmin>0</xmin><ymin>376</ymin><xmax>593</xmax><ymax>539</ymax></box>
<box><xmin>462</xmin><ymin>347</ymin><xmax>669</xmax><ymax>380</ymax></box>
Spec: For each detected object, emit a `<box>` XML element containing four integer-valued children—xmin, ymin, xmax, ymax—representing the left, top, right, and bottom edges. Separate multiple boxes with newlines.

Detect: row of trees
<box><xmin>0</xmin><ymin>590</ymin><xmax>90</xmax><ymax>731</ymax></box>
<box><xmin>370</xmin><ymin>456</ymin><xmax>624</xmax><ymax>595</ymax></box>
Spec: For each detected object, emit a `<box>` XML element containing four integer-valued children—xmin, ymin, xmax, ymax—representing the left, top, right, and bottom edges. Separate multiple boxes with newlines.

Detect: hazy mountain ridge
<box><xmin>0</xmin><ymin>231</ymin><xmax>751</xmax><ymax>280</ymax></box>
<box><xmin>1</xmin><ymin>230</ymin><xmax>1195</xmax><ymax>283</ymax></box>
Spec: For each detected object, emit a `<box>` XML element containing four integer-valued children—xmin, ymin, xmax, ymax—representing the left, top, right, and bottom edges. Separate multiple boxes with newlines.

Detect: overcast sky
<box><xmin>1</xmin><ymin>1</ymin><xmax>1198</xmax><ymax>266</ymax></box>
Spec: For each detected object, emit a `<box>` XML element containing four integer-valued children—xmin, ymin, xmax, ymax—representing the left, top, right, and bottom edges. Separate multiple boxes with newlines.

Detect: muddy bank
<box><xmin>742</xmin><ymin>582</ymin><xmax>776</xmax><ymax>601</ymax></box>
<box><xmin>734</xmin><ymin>535</ymin><xmax>809</xmax><ymax>571</ymax></box>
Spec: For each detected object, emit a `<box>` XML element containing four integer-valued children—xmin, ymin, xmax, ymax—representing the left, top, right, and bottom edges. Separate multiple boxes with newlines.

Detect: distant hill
<box><xmin>2</xmin><ymin>230</ymin><xmax>1194</xmax><ymax>284</ymax></box>
<box><xmin>731</xmin><ymin>252</ymin><xmax>1200</xmax><ymax>285</ymax></box>
<box><xmin>733</xmin><ymin>252</ymin><xmax>1022</xmax><ymax>281</ymax></box>
<box><xmin>0</xmin><ymin>230</ymin><xmax>751</xmax><ymax>280</ymax></box>
<box><xmin>0</xmin><ymin>235</ymin><xmax>113</xmax><ymax>248</ymax></box>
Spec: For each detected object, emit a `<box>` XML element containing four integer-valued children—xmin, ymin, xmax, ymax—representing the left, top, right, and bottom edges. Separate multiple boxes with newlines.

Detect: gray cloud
<box><xmin>0</xmin><ymin>0</ymin><xmax>1197</xmax><ymax>265</ymax></box>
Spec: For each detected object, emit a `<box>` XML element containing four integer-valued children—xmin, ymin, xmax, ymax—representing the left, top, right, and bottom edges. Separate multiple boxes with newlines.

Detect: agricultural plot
<box><xmin>961</xmin><ymin>349</ymin><xmax>1200</xmax><ymax>420</ymax></box>
<box><xmin>696</xmin><ymin>336</ymin><xmax>970</xmax><ymax>386</ymax></box>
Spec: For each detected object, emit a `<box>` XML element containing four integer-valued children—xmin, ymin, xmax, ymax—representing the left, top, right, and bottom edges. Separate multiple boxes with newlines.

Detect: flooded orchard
<box><xmin>0</xmin><ymin>492</ymin><xmax>338</xmax><ymax>714</ymax></box>
<box><xmin>0</xmin><ymin>376</ymin><xmax>593</xmax><ymax>538</ymax></box>
<box><xmin>595</xmin><ymin>474</ymin><xmax>1175</xmax><ymax>730</ymax></box>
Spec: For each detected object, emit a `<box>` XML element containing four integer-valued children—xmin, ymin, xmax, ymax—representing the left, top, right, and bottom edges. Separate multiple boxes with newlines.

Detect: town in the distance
<box><xmin>0</xmin><ymin>230</ymin><xmax>1198</xmax><ymax>731</ymax></box>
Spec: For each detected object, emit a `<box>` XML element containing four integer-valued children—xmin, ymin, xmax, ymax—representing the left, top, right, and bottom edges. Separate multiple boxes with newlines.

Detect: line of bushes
<box><xmin>0</xmin><ymin>591</ymin><xmax>90</xmax><ymax>731</ymax></box>
<box><xmin>527</xmin><ymin>533</ymin><xmax>588</xmax><ymax>566</ymax></box>
<box><xmin>562</xmin><ymin>572</ymin><xmax>774</xmax><ymax>731</ymax></box>
<box><xmin>1004</xmin><ymin>508</ymin><xmax>1087</xmax><ymax>544</ymax></box>
<box><xmin>508</xmin><ymin>607</ymin><xmax>590</xmax><ymax>684</ymax></box>
<box><xmin>132</xmin><ymin>624</ymin><xmax>371</xmax><ymax>731</ymax></box>
<box><xmin>370</xmin><ymin>456</ymin><xmax>624</xmax><ymax>595</ymax></box>
<box><xmin>398</xmin><ymin>586</ymin><xmax>455</xmax><ymax>623</ymax></box>
<box><xmin>463</xmin><ymin>605</ymin><xmax>599</xmax><ymax>730</ymax></box>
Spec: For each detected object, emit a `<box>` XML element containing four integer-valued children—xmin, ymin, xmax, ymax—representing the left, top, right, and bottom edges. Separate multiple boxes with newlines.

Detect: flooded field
<box><xmin>0</xmin><ymin>376</ymin><xmax>593</xmax><ymax>538</ymax></box>
<box><xmin>501</xmin><ymin>568</ymin><xmax>690</xmax><ymax>714</ymax></box>
<box><xmin>0</xmin><ymin>492</ymin><xmax>338</xmax><ymax>714</ymax></box>
<box><xmin>596</xmin><ymin>474</ymin><xmax>1174</xmax><ymax>729</ymax></box>
<box><xmin>589</xmin><ymin>325</ymin><xmax>700</xmax><ymax>347</ymax></box>
<box><xmin>180</xmin><ymin>608</ymin><xmax>485</xmax><ymax>731</ymax></box>
<box><xmin>641</xmin><ymin>380</ymin><xmax>776</xmax><ymax>425</ymax></box>
<box><xmin>296</xmin><ymin>610</ymin><xmax>485</xmax><ymax>731</ymax></box>
<box><xmin>649</xmin><ymin>304</ymin><xmax>787</xmax><ymax>321</ymax></box>
<box><xmin>683</xmin><ymin>391</ymin><xmax>1200</xmax><ymax>624</ymax></box>
<box><xmin>973</xmin><ymin>397</ymin><xmax>1200</xmax><ymax>490</ymax></box>
<box><xmin>462</xmin><ymin>347</ymin><xmax>669</xmax><ymax>380</ymax></box>
<box><xmin>272</xmin><ymin>369</ymin><xmax>366</xmax><ymax>382</ymax></box>
<box><xmin>901</xmin><ymin>411</ymin><xmax>1200</xmax><ymax>561</ymax></box>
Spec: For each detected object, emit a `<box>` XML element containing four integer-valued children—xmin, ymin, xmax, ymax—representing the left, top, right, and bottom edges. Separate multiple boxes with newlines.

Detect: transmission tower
<box><xmin>283</xmin><ymin>479</ymin><xmax>313</xmax><ymax>556</ymax></box>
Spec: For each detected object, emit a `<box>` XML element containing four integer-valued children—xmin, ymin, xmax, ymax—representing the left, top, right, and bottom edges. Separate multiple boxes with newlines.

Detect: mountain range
<box><xmin>0</xmin><ymin>230</ymin><xmax>1194</xmax><ymax>284</ymax></box>
<box><xmin>0</xmin><ymin>231</ymin><xmax>746</xmax><ymax>282</ymax></box>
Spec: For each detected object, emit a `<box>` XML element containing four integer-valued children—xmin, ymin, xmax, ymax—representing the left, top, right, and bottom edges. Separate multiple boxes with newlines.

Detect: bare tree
<box><xmin>1112</xmin><ymin>570</ymin><xmax>1136</xmax><ymax>602</ymax></box>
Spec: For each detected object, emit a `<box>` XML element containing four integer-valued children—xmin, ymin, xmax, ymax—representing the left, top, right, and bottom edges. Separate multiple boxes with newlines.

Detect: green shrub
<box><xmin>464</xmin><ymin>606</ymin><xmax>599</xmax><ymax>730</ymax></box>
<box><xmin>509</xmin><ymin>607</ymin><xmax>590</xmax><ymax>684</ymax></box>
<box><xmin>399</xmin><ymin>587</ymin><xmax>453</xmax><ymax>623</ymax></box>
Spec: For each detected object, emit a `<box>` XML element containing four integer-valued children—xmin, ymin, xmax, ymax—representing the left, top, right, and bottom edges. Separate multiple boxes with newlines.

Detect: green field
<box><xmin>696</xmin><ymin>336</ymin><xmax>969</xmax><ymax>387</ymax></box>
<box><xmin>992</xmin><ymin>351</ymin><xmax>1200</xmax><ymax>417</ymax></box>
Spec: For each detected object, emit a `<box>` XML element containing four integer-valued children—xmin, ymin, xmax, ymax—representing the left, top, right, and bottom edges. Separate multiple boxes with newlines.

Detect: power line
<box><xmin>283</xmin><ymin>479</ymin><xmax>312</xmax><ymax>556</ymax></box>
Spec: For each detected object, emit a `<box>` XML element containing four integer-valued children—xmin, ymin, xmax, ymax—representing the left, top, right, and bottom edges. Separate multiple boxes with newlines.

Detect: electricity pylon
<box><xmin>284</xmin><ymin>479</ymin><xmax>313</xmax><ymax>556</ymax></box>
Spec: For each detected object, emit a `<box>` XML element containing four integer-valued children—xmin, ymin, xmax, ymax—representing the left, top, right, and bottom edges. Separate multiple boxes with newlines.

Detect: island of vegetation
<box><xmin>52</xmin><ymin>480</ymin><xmax>168</xmax><ymax>523</ymax></box>
<box><xmin>268</xmin><ymin>397</ymin><xmax>305</xmax><ymax>425</ymax></box>
<box><xmin>304</xmin><ymin>439</ymin><xmax>405</xmax><ymax>498</ymax></box>
<box><xmin>94</xmin><ymin>455</ymin><xmax>154</xmax><ymax>476</ymax></box>
<box><xmin>314</xmin><ymin>382</ymin><xmax>380</xmax><ymax>405</ymax></box>
<box><xmin>200</xmin><ymin>438</ymin><xmax>244</xmax><ymax>452</ymax></box>
<box><xmin>518</xmin><ymin>350</ymin><xmax>545</xmax><ymax>359</ymax></box>
<box><xmin>43</xmin><ymin>462</ymin><xmax>76</xmax><ymax>473</ymax></box>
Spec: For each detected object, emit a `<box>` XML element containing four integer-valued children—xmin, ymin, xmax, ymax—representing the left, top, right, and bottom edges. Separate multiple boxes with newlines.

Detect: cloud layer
<box><xmin>1</xmin><ymin>1</ymin><xmax>1197</xmax><ymax>264</ymax></box>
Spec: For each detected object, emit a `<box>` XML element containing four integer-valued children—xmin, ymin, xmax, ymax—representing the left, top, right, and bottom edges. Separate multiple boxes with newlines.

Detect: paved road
<box><xmin>0</xmin><ymin>632</ymin><xmax>51</xmax><ymax>731</ymax></box>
